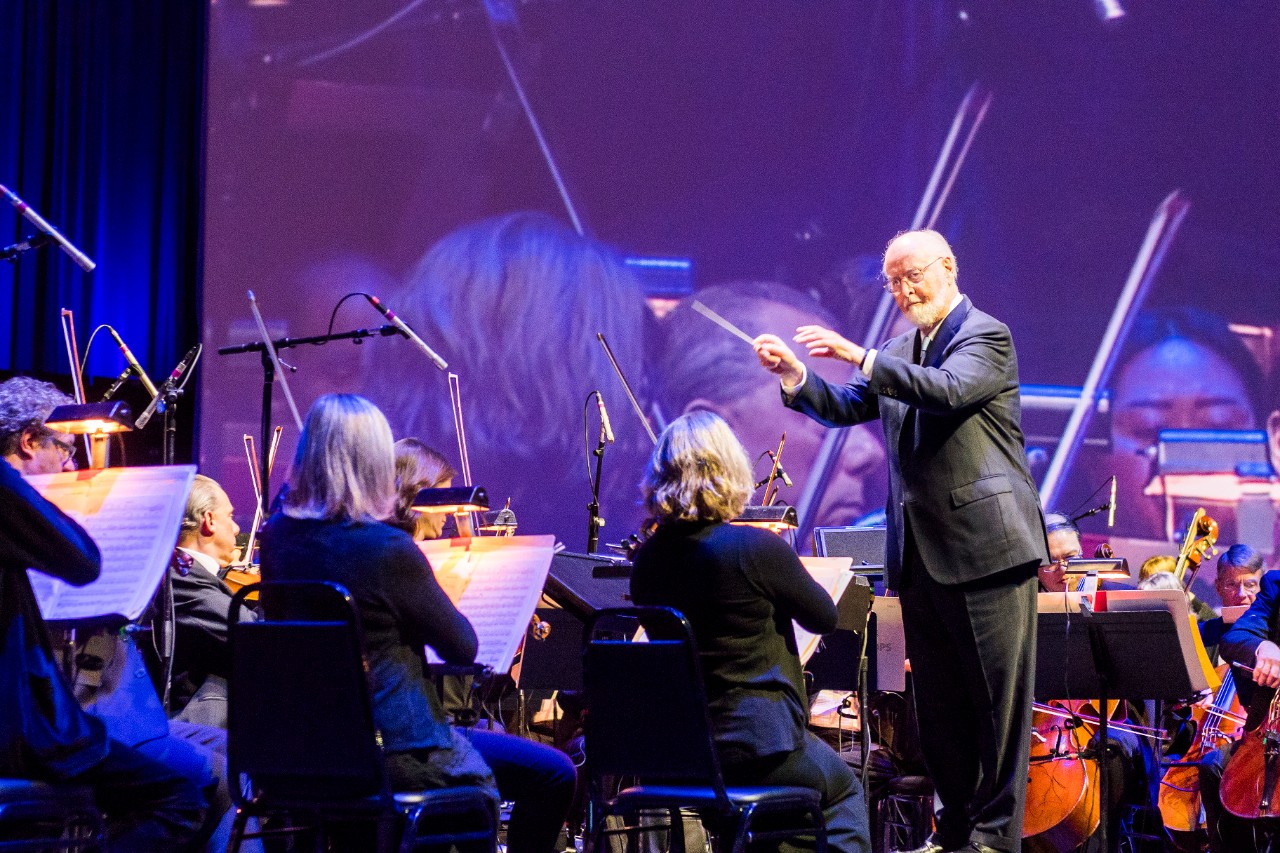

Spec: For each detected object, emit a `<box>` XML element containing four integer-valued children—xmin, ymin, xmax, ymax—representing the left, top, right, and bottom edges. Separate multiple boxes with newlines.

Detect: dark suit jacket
<box><xmin>788</xmin><ymin>296</ymin><xmax>1048</xmax><ymax>589</ymax></box>
<box><xmin>630</xmin><ymin>521</ymin><xmax>837</xmax><ymax>764</ymax></box>
<box><xmin>170</xmin><ymin>560</ymin><xmax>256</xmax><ymax>715</ymax></box>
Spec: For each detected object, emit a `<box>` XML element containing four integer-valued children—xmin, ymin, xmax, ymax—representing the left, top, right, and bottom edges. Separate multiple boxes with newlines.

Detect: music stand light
<box><xmin>410</xmin><ymin>486</ymin><xmax>490</xmax><ymax>515</ymax></box>
<box><xmin>730</xmin><ymin>504</ymin><xmax>799</xmax><ymax>534</ymax></box>
<box><xmin>45</xmin><ymin>402</ymin><xmax>134</xmax><ymax>469</ymax></box>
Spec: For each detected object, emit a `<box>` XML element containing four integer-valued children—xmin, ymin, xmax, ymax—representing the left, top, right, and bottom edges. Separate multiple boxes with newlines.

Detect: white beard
<box><xmin>906</xmin><ymin>299</ymin><xmax>948</xmax><ymax>330</ymax></box>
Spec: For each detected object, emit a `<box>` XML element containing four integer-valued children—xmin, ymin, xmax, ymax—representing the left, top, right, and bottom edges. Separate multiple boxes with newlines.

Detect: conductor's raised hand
<box><xmin>754</xmin><ymin>334</ymin><xmax>805</xmax><ymax>387</ymax></box>
<box><xmin>794</xmin><ymin>325</ymin><xmax>865</xmax><ymax>367</ymax></box>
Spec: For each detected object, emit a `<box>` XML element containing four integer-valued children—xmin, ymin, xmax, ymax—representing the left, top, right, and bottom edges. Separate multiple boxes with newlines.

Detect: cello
<box><xmin>1023</xmin><ymin>701</ymin><xmax>1101</xmax><ymax>852</ymax></box>
<box><xmin>1158</xmin><ymin>665</ymin><xmax>1245</xmax><ymax>831</ymax></box>
<box><xmin>1221</xmin><ymin>683</ymin><xmax>1280</xmax><ymax>819</ymax></box>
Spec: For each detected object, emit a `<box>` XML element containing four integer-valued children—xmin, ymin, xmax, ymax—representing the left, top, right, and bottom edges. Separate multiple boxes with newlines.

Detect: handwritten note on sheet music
<box><xmin>795</xmin><ymin>556</ymin><xmax>854</xmax><ymax>665</ymax></box>
<box><xmin>419</xmin><ymin>535</ymin><xmax>556</xmax><ymax>673</ymax></box>
<box><xmin>27</xmin><ymin>466</ymin><xmax>196</xmax><ymax>623</ymax></box>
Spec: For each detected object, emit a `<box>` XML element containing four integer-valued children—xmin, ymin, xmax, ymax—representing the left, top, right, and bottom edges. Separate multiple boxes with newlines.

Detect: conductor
<box><xmin>754</xmin><ymin>229</ymin><xmax>1048</xmax><ymax>853</ymax></box>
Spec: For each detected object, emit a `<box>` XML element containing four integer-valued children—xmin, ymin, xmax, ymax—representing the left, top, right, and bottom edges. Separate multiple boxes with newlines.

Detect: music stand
<box><xmin>1035</xmin><ymin>607</ymin><xmax>1201</xmax><ymax>851</ymax></box>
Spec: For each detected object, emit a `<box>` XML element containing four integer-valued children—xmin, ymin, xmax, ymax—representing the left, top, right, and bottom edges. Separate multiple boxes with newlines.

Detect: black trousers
<box><xmin>899</xmin><ymin>546</ymin><xmax>1039</xmax><ymax>853</ymax></box>
<box><xmin>721</xmin><ymin>730</ymin><xmax>871</xmax><ymax>853</ymax></box>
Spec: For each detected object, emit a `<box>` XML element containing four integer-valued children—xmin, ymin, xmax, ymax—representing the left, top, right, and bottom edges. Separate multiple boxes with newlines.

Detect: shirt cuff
<box><xmin>860</xmin><ymin>348</ymin><xmax>877</xmax><ymax>378</ymax></box>
<box><xmin>780</xmin><ymin>364</ymin><xmax>808</xmax><ymax>398</ymax></box>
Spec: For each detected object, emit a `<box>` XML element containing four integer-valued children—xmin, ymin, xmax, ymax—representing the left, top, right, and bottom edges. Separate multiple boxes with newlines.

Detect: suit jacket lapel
<box><xmin>924</xmin><ymin>296</ymin><xmax>972</xmax><ymax>369</ymax></box>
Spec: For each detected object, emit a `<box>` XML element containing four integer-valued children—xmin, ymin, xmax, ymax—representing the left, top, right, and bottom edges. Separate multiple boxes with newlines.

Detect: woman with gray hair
<box><xmin>629</xmin><ymin>411</ymin><xmax>870</xmax><ymax>853</ymax></box>
<box><xmin>260</xmin><ymin>394</ymin><xmax>575</xmax><ymax>852</ymax></box>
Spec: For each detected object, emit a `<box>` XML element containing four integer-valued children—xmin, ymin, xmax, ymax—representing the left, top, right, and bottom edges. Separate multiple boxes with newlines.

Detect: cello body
<box><xmin>1023</xmin><ymin>703</ymin><xmax>1101</xmax><ymax>851</ymax></box>
<box><xmin>1221</xmin><ymin>685</ymin><xmax>1280</xmax><ymax>820</ymax></box>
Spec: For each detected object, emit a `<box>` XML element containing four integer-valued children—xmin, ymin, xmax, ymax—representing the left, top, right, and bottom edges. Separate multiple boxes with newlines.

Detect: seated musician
<box><xmin>170</xmin><ymin>474</ymin><xmax>257</xmax><ymax>728</ymax></box>
<box><xmin>1037</xmin><ymin>512</ymin><xmax>1084</xmax><ymax>592</ymax></box>
<box><xmin>0</xmin><ymin>376</ymin><xmax>208</xmax><ymax>847</ymax></box>
<box><xmin>259</xmin><ymin>396</ymin><xmax>575</xmax><ymax>853</ymax></box>
<box><xmin>1138</xmin><ymin>555</ymin><xmax>1218</xmax><ymax>623</ymax></box>
<box><xmin>629</xmin><ymin>410</ymin><xmax>871</xmax><ymax>853</ymax></box>
<box><xmin>1196</xmin><ymin>545</ymin><xmax>1269</xmax><ymax>853</ymax></box>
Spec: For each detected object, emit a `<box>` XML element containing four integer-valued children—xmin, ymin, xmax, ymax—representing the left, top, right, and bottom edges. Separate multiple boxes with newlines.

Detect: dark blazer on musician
<box><xmin>630</xmin><ymin>521</ymin><xmax>837</xmax><ymax>765</ymax></box>
<box><xmin>170</xmin><ymin>554</ymin><xmax>256</xmax><ymax>722</ymax></box>
<box><xmin>787</xmin><ymin>296</ymin><xmax>1048</xmax><ymax>590</ymax></box>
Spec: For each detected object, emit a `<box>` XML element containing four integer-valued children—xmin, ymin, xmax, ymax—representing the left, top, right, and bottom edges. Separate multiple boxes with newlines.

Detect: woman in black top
<box><xmin>261</xmin><ymin>395</ymin><xmax>574</xmax><ymax>852</ymax></box>
<box><xmin>630</xmin><ymin>411</ymin><xmax>870</xmax><ymax>853</ymax></box>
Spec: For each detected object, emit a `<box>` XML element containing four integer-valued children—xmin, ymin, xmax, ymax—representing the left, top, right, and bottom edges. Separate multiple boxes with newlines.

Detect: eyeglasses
<box><xmin>45</xmin><ymin>435</ymin><xmax>77</xmax><ymax>466</ymax></box>
<box><xmin>883</xmin><ymin>256</ymin><xmax>945</xmax><ymax>294</ymax></box>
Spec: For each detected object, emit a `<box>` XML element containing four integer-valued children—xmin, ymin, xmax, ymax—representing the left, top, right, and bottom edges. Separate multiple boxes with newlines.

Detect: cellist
<box><xmin>1195</xmin><ymin>545</ymin><xmax>1268</xmax><ymax>853</ymax></box>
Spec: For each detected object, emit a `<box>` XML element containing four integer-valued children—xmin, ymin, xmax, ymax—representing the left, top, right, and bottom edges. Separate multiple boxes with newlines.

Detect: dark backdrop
<box><xmin>0</xmin><ymin>0</ymin><xmax>206</xmax><ymax>464</ymax></box>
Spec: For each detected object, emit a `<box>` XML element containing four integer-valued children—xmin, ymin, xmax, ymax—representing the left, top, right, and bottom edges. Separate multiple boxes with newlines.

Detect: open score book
<box><xmin>26</xmin><ymin>465</ymin><xmax>197</xmax><ymax>624</ymax></box>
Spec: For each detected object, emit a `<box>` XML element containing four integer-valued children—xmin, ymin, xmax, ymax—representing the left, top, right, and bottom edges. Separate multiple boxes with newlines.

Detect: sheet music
<box><xmin>795</xmin><ymin>556</ymin><xmax>854</xmax><ymax>665</ymax></box>
<box><xmin>27</xmin><ymin>466</ymin><xmax>197</xmax><ymax>623</ymax></box>
<box><xmin>419</xmin><ymin>535</ymin><xmax>555</xmax><ymax>673</ymax></box>
<box><xmin>870</xmin><ymin>596</ymin><xmax>906</xmax><ymax>692</ymax></box>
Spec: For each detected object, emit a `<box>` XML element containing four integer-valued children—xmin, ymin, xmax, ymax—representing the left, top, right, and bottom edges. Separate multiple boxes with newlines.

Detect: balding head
<box><xmin>881</xmin><ymin>229</ymin><xmax>960</xmax><ymax>331</ymax></box>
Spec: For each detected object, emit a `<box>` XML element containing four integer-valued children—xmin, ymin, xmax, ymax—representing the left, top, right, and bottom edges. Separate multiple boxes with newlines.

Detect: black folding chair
<box><xmin>583</xmin><ymin>606</ymin><xmax>827</xmax><ymax>853</ymax></box>
<box><xmin>226</xmin><ymin>581</ymin><xmax>497</xmax><ymax>852</ymax></box>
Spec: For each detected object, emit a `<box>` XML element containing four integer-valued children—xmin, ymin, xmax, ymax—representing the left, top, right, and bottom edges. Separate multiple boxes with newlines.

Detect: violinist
<box><xmin>630</xmin><ymin>411</ymin><xmax>870</xmax><ymax>853</ymax></box>
<box><xmin>170</xmin><ymin>474</ymin><xmax>257</xmax><ymax>728</ymax></box>
<box><xmin>1037</xmin><ymin>512</ymin><xmax>1083</xmax><ymax>593</ymax></box>
<box><xmin>260</xmin><ymin>398</ymin><xmax>576</xmax><ymax>853</ymax></box>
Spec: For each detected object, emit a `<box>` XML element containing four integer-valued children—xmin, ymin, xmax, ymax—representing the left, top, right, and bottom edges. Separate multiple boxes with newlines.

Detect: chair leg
<box><xmin>669</xmin><ymin>808</ymin><xmax>688</xmax><ymax>853</ymax></box>
<box><xmin>727</xmin><ymin>805</ymin><xmax>754</xmax><ymax>853</ymax></box>
<box><xmin>228</xmin><ymin>810</ymin><xmax>249</xmax><ymax>853</ymax></box>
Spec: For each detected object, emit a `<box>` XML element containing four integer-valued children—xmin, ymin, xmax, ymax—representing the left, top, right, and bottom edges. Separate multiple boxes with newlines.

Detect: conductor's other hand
<box><xmin>754</xmin><ymin>334</ymin><xmax>804</xmax><ymax>387</ymax></box>
<box><xmin>1254</xmin><ymin>640</ymin><xmax>1280</xmax><ymax>688</ymax></box>
<box><xmin>794</xmin><ymin>325</ymin><xmax>865</xmax><ymax>367</ymax></box>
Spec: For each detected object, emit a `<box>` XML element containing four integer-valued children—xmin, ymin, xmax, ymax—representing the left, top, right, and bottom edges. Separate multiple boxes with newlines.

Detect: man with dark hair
<box><xmin>755</xmin><ymin>229</ymin><xmax>1048</xmax><ymax>853</ymax></box>
<box><xmin>1038</xmin><ymin>511</ymin><xmax>1083</xmax><ymax>592</ymax></box>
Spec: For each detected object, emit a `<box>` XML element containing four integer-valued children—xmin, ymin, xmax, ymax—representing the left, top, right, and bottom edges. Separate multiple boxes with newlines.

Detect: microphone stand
<box><xmin>586</xmin><ymin>415</ymin><xmax>608</xmax><ymax>555</ymax></box>
<box><xmin>0</xmin><ymin>231</ymin><xmax>52</xmax><ymax>263</ymax></box>
<box><xmin>218</xmin><ymin>324</ymin><xmax>402</xmax><ymax>516</ymax></box>
<box><xmin>134</xmin><ymin>350</ymin><xmax>191</xmax><ymax>713</ymax></box>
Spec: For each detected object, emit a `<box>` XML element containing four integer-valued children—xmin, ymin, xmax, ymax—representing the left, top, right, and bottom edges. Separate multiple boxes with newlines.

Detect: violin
<box><xmin>1159</xmin><ymin>664</ymin><xmax>1245</xmax><ymax>831</ymax></box>
<box><xmin>1220</xmin><ymin>683</ymin><xmax>1280</xmax><ymax>818</ymax></box>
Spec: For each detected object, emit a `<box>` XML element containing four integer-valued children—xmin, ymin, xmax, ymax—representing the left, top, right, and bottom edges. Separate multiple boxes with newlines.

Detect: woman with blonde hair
<box><xmin>261</xmin><ymin>395</ymin><xmax>575</xmax><ymax>852</ymax></box>
<box><xmin>629</xmin><ymin>410</ymin><xmax>870</xmax><ymax>853</ymax></box>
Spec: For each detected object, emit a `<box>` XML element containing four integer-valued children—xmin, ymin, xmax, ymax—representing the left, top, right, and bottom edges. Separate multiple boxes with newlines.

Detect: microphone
<box><xmin>767</xmin><ymin>450</ymin><xmax>793</xmax><ymax>487</ymax></box>
<box><xmin>596</xmin><ymin>392</ymin><xmax>615</xmax><ymax>444</ymax></box>
<box><xmin>1107</xmin><ymin>474</ymin><xmax>1117</xmax><ymax>528</ymax></box>
<box><xmin>135</xmin><ymin>344</ymin><xmax>200</xmax><ymax>429</ymax></box>
<box><xmin>107</xmin><ymin>326</ymin><xmax>160</xmax><ymax>397</ymax></box>
<box><xmin>0</xmin><ymin>184</ymin><xmax>96</xmax><ymax>271</ymax></box>
<box><xmin>364</xmin><ymin>294</ymin><xmax>447</xmax><ymax>370</ymax></box>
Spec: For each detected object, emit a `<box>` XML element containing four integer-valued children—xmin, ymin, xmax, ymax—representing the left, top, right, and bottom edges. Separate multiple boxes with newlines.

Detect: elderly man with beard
<box><xmin>754</xmin><ymin>229</ymin><xmax>1048</xmax><ymax>853</ymax></box>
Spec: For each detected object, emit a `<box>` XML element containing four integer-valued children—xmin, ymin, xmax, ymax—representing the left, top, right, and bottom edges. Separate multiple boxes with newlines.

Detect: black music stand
<box><xmin>1036</xmin><ymin>608</ymin><xmax>1199</xmax><ymax>852</ymax></box>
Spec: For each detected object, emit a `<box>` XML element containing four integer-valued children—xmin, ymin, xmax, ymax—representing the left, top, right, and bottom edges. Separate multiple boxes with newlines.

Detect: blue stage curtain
<box><xmin>0</xmin><ymin>0</ymin><xmax>205</xmax><ymax>384</ymax></box>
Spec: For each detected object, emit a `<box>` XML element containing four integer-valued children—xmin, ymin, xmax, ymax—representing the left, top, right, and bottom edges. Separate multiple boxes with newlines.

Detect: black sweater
<box><xmin>631</xmin><ymin>520</ymin><xmax>836</xmax><ymax>764</ymax></box>
<box><xmin>260</xmin><ymin>514</ymin><xmax>476</xmax><ymax>752</ymax></box>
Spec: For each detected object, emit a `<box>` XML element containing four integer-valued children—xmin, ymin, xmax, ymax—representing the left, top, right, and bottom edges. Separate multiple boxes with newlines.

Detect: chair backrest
<box><xmin>582</xmin><ymin>607</ymin><xmax>727</xmax><ymax>797</ymax></box>
<box><xmin>228</xmin><ymin>581</ymin><xmax>390</xmax><ymax>808</ymax></box>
